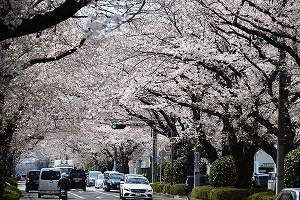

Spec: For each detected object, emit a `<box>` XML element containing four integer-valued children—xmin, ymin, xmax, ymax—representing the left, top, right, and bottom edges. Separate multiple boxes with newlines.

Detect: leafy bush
<box><xmin>6</xmin><ymin>177</ymin><xmax>18</xmax><ymax>187</ymax></box>
<box><xmin>152</xmin><ymin>182</ymin><xmax>166</xmax><ymax>193</ymax></box>
<box><xmin>191</xmin><ymin>185</ymin><xmax>214</xmax><ymax>200</ymax></box>
<box><xmin>173</xmin><ymin>157</ymin><xmax>189</xmax><ymax>184</ymax></box>
<box><xmin>3</xmin><ymin>184</ymin><xmax>20</xmax><ymax>200</ymax></box>
<box><xmin>209</xmin><ymin>187</ymin><xmax>253</xmax><ymax>200</ymax></box>
<box><xmin>163</xmin><ymin>161</ymin><xmax>172</xmax><ymax>183</ymax></box>
<box><xmin>170</xmin><ymin>183</ymin><xmax>185</xmax><ymax>195</ymax></box>
<box><xmin>245</xmin><ymin>191</ymin><xmax>276</xmax><ymax>200</ymax></box>
<box><xmin>162</xmin><ymin>182</ymin><xmax>172</xmax><ymax>194</ymax></box>
<box><xmin>209</xmin><ymin>155</ymin><xmax>237</xmax><ymax>187</ymax></box>
<box><xmin>284</xmin><ymin>148</ymin><xmax>300</xmax><ymax>187</ymax></box>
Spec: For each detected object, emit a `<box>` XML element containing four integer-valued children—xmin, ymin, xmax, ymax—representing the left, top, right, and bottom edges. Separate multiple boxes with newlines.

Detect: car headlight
<box><xmin>147</xmin><ymin>188</ymin><xmax>153</xmax><ymax>192</ymax></box>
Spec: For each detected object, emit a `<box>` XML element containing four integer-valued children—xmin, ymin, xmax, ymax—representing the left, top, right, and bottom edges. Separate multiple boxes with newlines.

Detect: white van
<box><xmin>38</xmin><ymin>168</ymin><xmax>61</xmax><ymax>198</ymax></box>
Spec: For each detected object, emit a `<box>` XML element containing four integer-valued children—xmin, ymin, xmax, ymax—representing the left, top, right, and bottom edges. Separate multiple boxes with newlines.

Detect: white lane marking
<box><xmin>69</xmin><ymin>191</ymin><xmax>85</xmax><ymax>199</ymax></box>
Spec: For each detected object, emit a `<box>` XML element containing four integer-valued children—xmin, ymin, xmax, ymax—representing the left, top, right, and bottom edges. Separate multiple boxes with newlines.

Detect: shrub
<box><xmin>191</xmin><ymin>185</ymin><xmax>213</xmax><ymax>200</ymax></box>
<box><xmin>284</xmin><ymin>148</ymin><xmax>300</xmax><ymax>187</ymax></box>
<box><xmin>245</xmin><ymin>191</ymin><xmax>276</xmax><ymax>200</ymax></box>
<box><xmin>209</xmin><ymin>155</ymin><xmax>237</xmax><ymax>187</ymax></box>
<box><xmin>152</xmin><ymin>182</ymin><xmax>166</xmax><ymax>193</ymax></box>
<box><xmin>6</xmin><ymin>177</ymin><xmax>18</xmax><ymax>187</ymax></box>
<box><xmin>173</xmin><ymin>157</ymin><xmax>189</xmax><ymax>184</ymax></box>
<box><xmin>3</xmin><ymin>184</ymin><xmax>20</xmax><ymax>200</ymax></box>
<box><xmin>163</xmin><ymin>161</ymin><xmax>172</xmax><ymax>183</ymax></box>
<box><xmin>170</xmin><ymin>183</ymin><xmax>185</xmax><ymax>195</ymax></box>
<box><xmin>162</xmin><ymin>182</ymin><xmax>172</xmax><ymax>194</ymax></box>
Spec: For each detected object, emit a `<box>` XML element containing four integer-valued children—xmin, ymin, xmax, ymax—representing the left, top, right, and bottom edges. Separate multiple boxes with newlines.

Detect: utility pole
<box><xmin>152</xmin><ymin>129</ymin><xmax>157</xmax><ymax>183</ymax></box>
<box><xmin>276</xmin><ymin>48</ymin><xmax>286</xmax><ymax>195</ymax></box>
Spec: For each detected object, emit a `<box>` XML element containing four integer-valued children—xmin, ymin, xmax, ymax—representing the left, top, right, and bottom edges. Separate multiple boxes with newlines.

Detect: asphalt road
<box><xmin>18</xmin><ymin>181</ymin><xmax>188</xmax><ymax>200</ymax></box>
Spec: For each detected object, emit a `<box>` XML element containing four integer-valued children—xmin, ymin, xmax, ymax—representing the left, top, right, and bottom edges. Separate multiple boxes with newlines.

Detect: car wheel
<box><xmin>38</xmin><ymin>193</ymin><xmax>41</xmax><ymax>198</ymax></box>
<box><xmin>122</xmin><ymin>197</ymin><xmax>126</xmax><ymax>200</ymax></box>
<box><xmin>25</xmin><ymin>188</ymin><xmax>29</xmax><ymax>192</ymax></box>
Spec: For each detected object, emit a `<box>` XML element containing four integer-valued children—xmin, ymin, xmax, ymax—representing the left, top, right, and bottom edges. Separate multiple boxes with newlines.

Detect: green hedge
<box><xmin>191</xmin><ymin>186</ymin><xmax>272</xmax><ymax>200</ymax></box>
<box><xmin>153</xmin><ymin>181</ymin><xmax>274</xmax><ymax>200</ymax></box>
<box><xmin>191</xmin><ymin>185</ymin><xmax>214</xmax><ymax>200</ymax></box>
<box><xmin>152</xmin><ymin>182</ymin><xmax>166</xmax><ymax>193</ymax></box>
<box><xmin>162</xmin><ymin>183</ymin><xmax>172</xmax><ymax>194</ymax></box>
<box><xmin>153</xmin><ymin>182</ymin><xmax>185</xmax><ymax>195</ymax></box>
<box><xmin>6</xmin><ymin>177</ymin><xmax>18</xmax><ymax>187</ymax></box>
<box><xmin>245</xmin><ymin>191</ymin><xmax>276</xmax><ymax>200</ymax></box>
<box><xmin>3</xmin><ymin>184</ymin><xmax>20</xmax><ymax>200</ymax></box>
<box><xmin>170</xmin><ymin>183</ymin><xmax>185</xmax><ymax>195</ymax></box>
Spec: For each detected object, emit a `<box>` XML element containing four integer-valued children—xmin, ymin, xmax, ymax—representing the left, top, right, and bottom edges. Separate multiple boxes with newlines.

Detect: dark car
<box><xmin>185</xmin><ymin>175</ymin><xmax>209</xmax><ymax>196</ymax></box>
<box><xmin>103</xmin><ymin>171</ymin><xmax>124</xmax><ymax>192</ymax></box>
<box><xmin>69</xmin><ymin>169</ymin><xmax>87</xmax><ymax>191</ymax></box>
<box><xmin>25</xmin><ymin>170</ymin><xmax>40</xmax><ymax>192</ymax></box>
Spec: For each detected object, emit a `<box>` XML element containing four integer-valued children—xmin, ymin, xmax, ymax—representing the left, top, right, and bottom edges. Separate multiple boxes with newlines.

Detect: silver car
<box><xmin>276</xmin><ymin>188</ymin><xmax>300</xmax><ymax>200</ymax></box>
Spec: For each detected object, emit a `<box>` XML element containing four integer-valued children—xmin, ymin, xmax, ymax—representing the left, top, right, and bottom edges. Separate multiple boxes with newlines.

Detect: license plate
<box><xmin>47</xmin><ymin>190</ymin><xmax>54</xmax><ymax>194</ymax></box>
<box><xmin>75</xmin><ymin>180</ymin><xmax>80</xmax><ymax>182</ymax></box>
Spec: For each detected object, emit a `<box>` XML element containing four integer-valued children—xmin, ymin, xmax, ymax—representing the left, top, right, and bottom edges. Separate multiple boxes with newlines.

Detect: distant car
<box><xmin>69</xmin><ymin>168</ymin><xmax>87</xmax><ymax>191</ymax></box>
<box><xmin>252</xmin><ymin>173</ymin><xmax>269</xmax><ymax>188</ymax></box>
<box><xmin>276</xmin><ymin>188</ymin><xmax>300</xmax><ymax>200</ymax></box>
<box><xmin>87</xmin><ymin>171</ymin><xmax>102</xmax><ymax>187</ymax></box>
<box><xmin>20</xmin><ymin>174</ymin><xmax>27</xmax><ymax>181</ymax></box>
<box><xmin>185</xmin><ymin>175</ymin><xmax>209</xmax><ymax>196</ymax></box>
<box><xmin>103</xmin><ymin>171</ymin><xmax>124</xmax><ymax>192</ymax></box>
<box><xmin>120</xmin><ymin>174</ymin><xmax>153</xmax><ymax>200</ymax></box>
<box><xmin>95</xmin><ymin>174</ymin><xmax>104</xmax><ymax>189</ymax></box>
<box><xmin>25</xmin><ymin>170</ymin><xmax>40</xmax><ymax>192</ymax></box>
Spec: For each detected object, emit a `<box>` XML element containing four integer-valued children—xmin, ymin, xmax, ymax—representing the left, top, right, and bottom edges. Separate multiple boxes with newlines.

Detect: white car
<box><xmin>95</xmin><ymin>174</ymin><xmax>104</xmax><ymax>189</ymax></box>
<box><xmin>120</xmin><ymin>174</ymin><xmax>153</xmax><ymax>200</ymax></box>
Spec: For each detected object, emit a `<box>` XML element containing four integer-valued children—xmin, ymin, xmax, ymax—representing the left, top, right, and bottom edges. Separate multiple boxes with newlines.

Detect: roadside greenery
<box><xmin>284</xmin><ymin>148</ymin><xmax>300</xmax><ymax>188</ymax></box>
<box><xmin>209</xmin><ymin>156</ymin><xmax>237</xmax><ymax>187</ymax></box>
<box><xmin>3</xmin><ymin>179</ymin><xmax>21</xmax><ymax>200</ymax></box>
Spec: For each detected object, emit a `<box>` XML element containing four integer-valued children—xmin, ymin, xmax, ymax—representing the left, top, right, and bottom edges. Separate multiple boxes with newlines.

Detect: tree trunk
<box><xmin>233</xmin><ymin>148</ymin><xmax>256</xmax><ymax>188</ymax></box>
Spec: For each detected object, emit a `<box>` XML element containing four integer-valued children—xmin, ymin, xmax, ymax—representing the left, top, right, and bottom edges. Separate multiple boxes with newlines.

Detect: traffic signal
<box><xmin>30</xmin><ymin>135</ymin><xmax>44</xmax><ymax>139</ymax></box>
<box><xmin>111</xmin><ymin>124</ymin><xmax>126</xmax><ymax>129</ymax></box>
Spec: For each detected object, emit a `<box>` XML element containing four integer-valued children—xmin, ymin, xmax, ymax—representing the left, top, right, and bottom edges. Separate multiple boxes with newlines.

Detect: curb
<box><xmin>154</xmin><ymin>192</ymin><xmax>188</xmax><ymax>199</ymax></box>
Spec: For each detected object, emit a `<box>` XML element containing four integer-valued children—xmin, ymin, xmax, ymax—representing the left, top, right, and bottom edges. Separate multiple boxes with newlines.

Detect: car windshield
<box><xmin>90</xmin><ymin>172</ymin><xmax>101</xmax><ymax>178</ymax></box>
<box><xmin>41</xmin><ymin>171</ymin><xmax>61</xmax><ymax>180</ymax></box>
<box><xmin>126</xmin><ymin>177</ymin><xmax>148</xmax><ymax>184</ymax></box>
<box><xmin>109</xmin><ymin>173</ymin><xmax>124</xmax><ymax>179</ymax></box>
<box><xmin>71</xmin><ymin>171</ymin><xmax>85</xmax><ymax>178</ymax></box>
<box><xmin>29</xmin><ymin>171</ymin><xmax>40</xmax><ymax>180</ymax></box>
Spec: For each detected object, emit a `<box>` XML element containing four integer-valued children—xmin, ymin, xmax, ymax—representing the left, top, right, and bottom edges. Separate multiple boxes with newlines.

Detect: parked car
<box><xmin>25</xmin><ymin>170</ymin><xmax>40</xmax><ymax>192</ymax></box>
<box><xmin>103</xmin><ymin>171</ymin><xmax>124</xmax><ymax>192</ymax></box>
<box><xmin>95</xmin><ymin>174</ymin><xmax>104</xmax><ymax>189</ymax></box>
<box><xmin>87</xmin><ymin>171</ymin><xmax>102</xmax><ymax>187</ymax></box>
<box><xmin>69</xmin><ymin>168</ymin><xmax>87</xmax><ymax>191</ymax></box>
<box><xmin>276</xmin><ymin>188</ymin><xmax>300</xmax><ymax>200</ymax></box>
<box><xmin>185</xmin><ymin>175</ymin><xmax>209</xmax><ymax>196</ymax></box>
<box><xmin>252</xmin><ymin>173</ymin><xmax>269</xmax><ymax>188</ymax></box>
<box><xmin>120</xmin><ymin>174</ymin><xmax>153</xmax><ymax>200</ymax></box>
<box><xmin>38</xmin><ymin>168</ymin><xmax>61</xmax><ymax>198</ymax></box>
